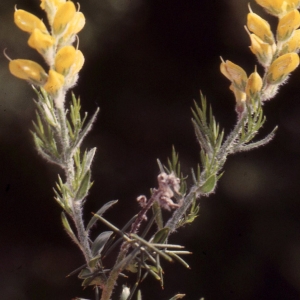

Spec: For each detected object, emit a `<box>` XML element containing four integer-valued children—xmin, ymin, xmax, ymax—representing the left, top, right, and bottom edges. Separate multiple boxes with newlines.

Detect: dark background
<box><xmin>1</xmin><ymin>0</ymin><xmax>300</xmax><ymax>299</ymax></box>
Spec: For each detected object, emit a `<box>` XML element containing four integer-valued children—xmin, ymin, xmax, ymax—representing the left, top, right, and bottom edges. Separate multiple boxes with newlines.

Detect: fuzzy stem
<box><xmin>165</xmin><ymin>186</ymin><xmax>199</xmax><ymax>233</ymax></box>
<box><xmin>56</xmin><ymin>104</ymin><xmax>93</xmax><ymax>264</ymax></box>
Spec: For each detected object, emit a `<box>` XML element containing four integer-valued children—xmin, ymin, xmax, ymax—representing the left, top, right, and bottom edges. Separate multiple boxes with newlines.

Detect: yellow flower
<box><xmin>255</xmin><ymin>0</ymin><xmax>300</xmax><ymax>16</ymax></box>
<box><xmin>284</xmin><ymin>29</ymin><xmax>300</xmax><ymax>52</ymax></box>
<box><xmin>267</xmin><ymin>52</ymin><xmax>299</xmax><ymax>83</ymax></box>
<box><xmin>55</xmin><ymin>45</ymin><xmax>76</xmax><ymax>75</ymax></box>
<box><xmin>277</xmin><ymin>9</ymin><xmax>300</xmax><ymax>41</ymax></box>
<box><xmin>14</xmin><ymin>9</ymin><xmax>48</xmax><ymax>34</ymax></box>
<box><xmin>43</xmin><ymin>69</ymin><xmax>65</xmax><ymax>94</ymax></box>
<box><xmin>9</xmin><ymin>59</ymin><xmax>47</xmax><ymax>84</ymax></box>
<box><xmin>40</xmin><ymin>0</ymin><xmax>66</xmax><ymax>25</ymax></box>
<box><xmin>54</xmin><ymin>46</ymin><xmax>84</xmax><ymax>76</ymax></box>
<box><xmin>63</xmin><ymin>11</ymin><xmax>85</xmax><ymax>39</ymax></box>
<box><xmin>248</xmin><ymin>34</ymin><xmax>274</xmax><ymax>66</ymax></box>
<box><xmin>53</xmin><ymin>1</ymin><xmax>76</xmax><ymax>35</ymax></box>
<box><xmin>220</xmin><ymin>60</ymin><xmax>247</xmax><ymax>90</ymax></box>
<box><xmin>245</xmin><ymin>69</ymin><xmax>263</xmax><ymax>99</ymax></box>
<box><xmin>247</xmin><ymin>12</ymin><xmax>274</xmax><ymax>44</ymax></box>
<box><xmin>28</xmin><ymin>28</ymin><xmax>55</xmax><ymax>55</ymax></box>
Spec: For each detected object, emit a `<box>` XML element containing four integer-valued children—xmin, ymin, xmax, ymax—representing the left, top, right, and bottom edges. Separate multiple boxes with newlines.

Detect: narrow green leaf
<box><xmin>86</xmin><ymin>200</ymin><xmax>118</xmax><ymax>231</ymax></box>
<box><xmin>167</xmin><ymin>252</ymin><xmax>190</xmax><ymax>269</ymax></box>
<box><xmin>61</xmin><ymin>212</ymin><xmax>79</xmax><ymax>244</ymax></box>
<box><xmin>75</xmin><ymin>170</ymin><xmax>91</xmax><ymax>201</ymax></box>
<box><xmin>156</xmin><ymin>159</ymin><xmax>165</xmax><ymax>174</ymax></box>
<box><xmin>82</xmin><ymin>148</ymin><xmax>96</xmax><ymax>177</ymax></box>
<box><xmin>78</xmin><ymin>268</ymin><xmax>93</xmax><ymax>279</ymax></box>
<box><xmin>88</xmin><ymin>255</ymin><xmax>101</xmax><ymax>268</ymax></box>
<box><xmin>169</xmin><ymin>294</ymin><xmax>186</xmax><ymax>300</ymax></box>
<box><xmin>152</xmin><ymin>228</ymin><xmax>169</xmax><ymax>244</ymax></box>
<box><xmin>200</xmin><ymin>174</ymin><xmax>217</xmax><ymax>194</ymax></box>
<box><xmin>91</xmin><ymin>231</ymin><xmax>113</xmax><ymax>256</ymax></box>
<box><xmin>152</xmin><ymin>201</ymin><xmax>163</xmax><ymax>230</ymax></box>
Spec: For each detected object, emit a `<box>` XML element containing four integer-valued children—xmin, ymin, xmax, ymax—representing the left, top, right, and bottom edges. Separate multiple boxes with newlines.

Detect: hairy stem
<box><xmin>165</xmin><ymin>186</ymin><xmax>199</xmax><ymax>233</ymax></box>
<box><xmin>57</xmin><ymin>105</ymin><xmax>93</xmax><ymax>264</ymax></box>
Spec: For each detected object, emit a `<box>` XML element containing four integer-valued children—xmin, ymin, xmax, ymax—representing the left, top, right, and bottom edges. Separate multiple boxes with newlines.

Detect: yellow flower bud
<box><xmin>9</xmin><ymin>59</ymin><xmax>47</xmax><ymax>84</ymax></box>
<box><xmin>28</xmin><ymin>28</ymin><xmax>55</xmax><ymax>55</ymax></box>
<box><xmin>220</xmin><ymin>60</ymin><xmax>248</xmax><ymax>90</ymax></box>
<box><xmin>284</xmin><ymin>29</ymin><xmax>300</xmax><ymax>52</ymax></box>
<box><xmin>55</xmin><ymin>45</ymin><xmax>76</xmax><ymax>75</ymax></box>
<box><xmin>267</xmin><ymin>52</ymin><xmax>299</xmax><ymax>83</ymax></box>
<box><xmin>53</xmin><ymin>1</ymin><xmax>76</xmax><ymax>35</ymax></box>
<box><xmin>246</xmin><ymin>70</ymin><xmax>263</xmax><ymax>99</ymax></box>
<box><xmin>43</xmin><ymin>69</ymin><xmax>65</xmax><ymax>94</ymax></box>
<box><xmin>249</xmin><ymin>34</ymin><xmax>274</xmax><ymax>66</ymax></box>
<box><xmin>247</xmin><ymin>13</ymin><xmax>274</xmax><ymax>44</ymax></box>
<box><xmin>277</xmin><ymin>9</ymin><xmax>300</xmax><ymax>41</ymax></box>
<box><xmin>14</xmin><ymin>9</ymin><xmax>48</xmax><ymax>34</ymax></box>
<box><xmin>63</xmin><ymin>11</ymin><xmax>85</xmax><ymax>39</ymax></box>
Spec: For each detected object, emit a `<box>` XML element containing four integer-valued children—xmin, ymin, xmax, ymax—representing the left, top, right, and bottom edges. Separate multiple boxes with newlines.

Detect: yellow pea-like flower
<box><xmin>245</xmin><ymin>70</ymin><xmax>263</xmax><ymax>99</ymax></box>
<box><xmin>220</xmin><ymin>60</ymin><xmax>248</xmax><ymax>90</ymax></box>
<box><xmin>14</xmin><ymin>9</ymin><xmax>48</xmax><ymax>34</ymax></box>
<box><xmin>28</xmin><ymin>28</ymin><xmax>55</xmax><ymax>55</ymax></box>
<box><xmin>267</xmin><ymin>52</ymin><xmax>299</xmax><ymax>83</ymax></box>
<box><xmin>55</xmin><ymin>45</ymin><xmax>76</xmax><ymax>75</ymax></box>
<box><xmin>9</xmin><ymin>59</ymin><xmax>47</xmax><ymax>84</ymax></box>
<box><xmin>247</xmin><ymin>12</ymin><xmax>274</xmax><ymax>45</ymax></box>
<box><xmin>53</xmin><ymin>1</ymin><xmax>76</xmax><ymax>35</ymax></box>
<box><xmin>277</xmin><ymin>9</ymin><xmax>300</xmax><ymax>41</ymax></box>
<box><xmin>284</xmin><ymin>29</ymin><xmax>300</xmax><ymax>52</ymax></box>
<box><xmin>40</xmin><ymin>0</ymin><xmax>66</xmax><ymax>25</ymax></box>
<box><xmin>255</xmin><ymin>0</ymin><xmax>300</xmax><ymax>16</ymax></box>
<box><xmin>249</xmin><ymin>34</ymin><xmax>274</xmax><ymax>66</ymax></box>
<box><xmin>63</xmin><ymin>12</ymin><xmax>85</xmax><ymax>39</ymax></box>
<box><xmin>43</xmin><ymin>69</ymin><xmax>65</xmax><ymax>94</ymax></box>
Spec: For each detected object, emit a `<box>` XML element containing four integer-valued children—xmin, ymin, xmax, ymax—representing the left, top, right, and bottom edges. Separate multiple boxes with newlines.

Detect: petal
<box><xmin>43</xmin><ymin>69</ymin><xmax>65</xmax><ymax>94</ymax></box>
<box><xmin>267</xmin><ymin>52</ymin><xmax>299</xmax><ymax>83</ymax></box>
<box><xmin>220</xmin><ymin>60</ymin><xmax>247</xmax><ymax>90</ymax></box>
<box><xmin>28</xmin><ymin>28</ymin><xmax>55</xmax><ymax>54</ymax></box>
<box><xmin>249</xmin><ymin>34</ymin><xmax>274</xmax><ymax>66</ymax></box>
<box><xmin>55</xmin><ymin>45</ymin><xmax>76</xmax><ymax>75</ymax></box>
<box><xmin>53</xmin><ymin>1</ymin><xmax>76</xmax><ymax>35</ymax></box>
<box><xmin>246</xmin><ymin>70</ymin><xmax>263</xmax><ymax>98</ymax></box>
<box><xmin>247</xmin><ymin>12</ymin><xmax>274</xmax><ymax>44</ymax></box>
<box><xmin>67</xmin><ymin>12</ymin><xmax>85</xmax><ymax>35</ymax></box>
<box><xmin>14</xmin><ymin>9</ymin><xmax>48</xmax><ymax>33</ymax></box>
<box><xmin>284</xmin><ymin>29</ymin><xmax>300</xmax><ymax>52</ymax></box>
<box><xmin>277</xmin><ymin>9</ymin><xmax>300</xmax><ymax>41</ymax></box>
<box><xmin>71</xmin><ymin>50</ymin><xmax>85</xmax><ymax>74</ymax></box>
<box><xmin>40</xmin><ymin>0</ymin><xmax>66</xmax><ymax>10</ymax></box>
<box><xmin>9</xmin><ymin>59</ymin><xmax>47</xmax><ymax>84</ymax></box>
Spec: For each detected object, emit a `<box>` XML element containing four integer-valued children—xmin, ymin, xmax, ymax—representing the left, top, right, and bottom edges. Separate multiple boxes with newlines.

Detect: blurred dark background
<box><xmin>1</xmin><ymin>0</ymin><xmax>300</xmax><ymax>299</ymax></box>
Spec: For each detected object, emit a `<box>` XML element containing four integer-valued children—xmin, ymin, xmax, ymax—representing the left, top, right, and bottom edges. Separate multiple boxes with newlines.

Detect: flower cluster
<box><xmin>221</xmin><ymin>0</ymin><xmax>300</xmax><ymax>115</ymax></box>
<box><xmin>8</xmin><ymin>0</ymin><xmax>85</xmax><ymax>108</ymax></box>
